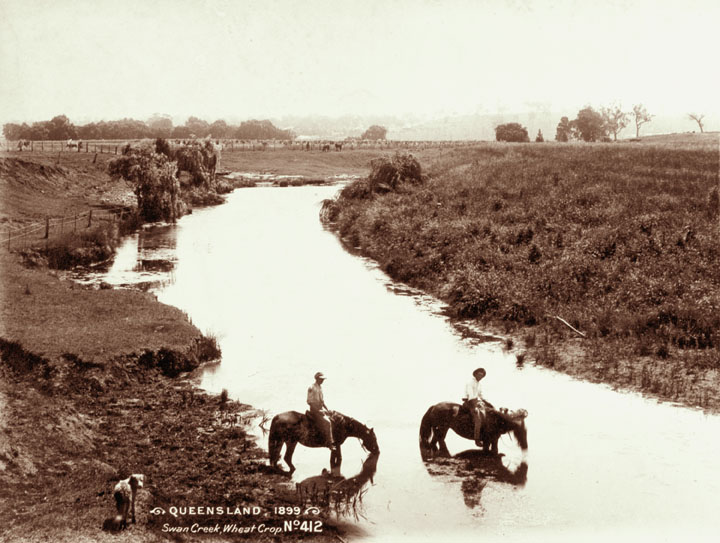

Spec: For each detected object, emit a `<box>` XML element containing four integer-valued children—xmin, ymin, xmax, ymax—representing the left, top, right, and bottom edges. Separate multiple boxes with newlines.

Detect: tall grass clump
<box><xmin>21</xmin><ymin>219</ymin><xmax>121</xmax><ymax>269</ymax></box>
<box><xmin>322</xmin><ymin>152</ymin><xmax>424</xmax><ymax>223</ymax></box>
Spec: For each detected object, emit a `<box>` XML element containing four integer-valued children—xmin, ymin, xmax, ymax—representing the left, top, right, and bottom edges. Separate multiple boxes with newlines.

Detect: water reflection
<box><xmin>69</xmin><ymin>222</ymin><xmax>178</xmax><ymax>289</ymax></box>
<box><xmin>297</xmin><ymin>451</ymin><xmax>380</xmax><ymax>521</ymax></box>
<box><xmin>424</xmin><ymin>451</ymin><xmax>528</xmax><ymax>510</ymax></box>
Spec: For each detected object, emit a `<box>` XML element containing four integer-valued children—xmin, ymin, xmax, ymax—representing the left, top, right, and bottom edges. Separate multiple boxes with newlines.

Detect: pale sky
<box><xmin>1</xmin><ymin>0</ymin><xmax>718</xmax><ymax>125</ymax></box>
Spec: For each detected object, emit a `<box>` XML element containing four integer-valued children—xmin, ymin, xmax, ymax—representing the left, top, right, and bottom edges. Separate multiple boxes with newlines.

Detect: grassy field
<box><xmin>328</xmin><ymin>136</ymin><xmax>720</xmax><ymax>409</ymax></box>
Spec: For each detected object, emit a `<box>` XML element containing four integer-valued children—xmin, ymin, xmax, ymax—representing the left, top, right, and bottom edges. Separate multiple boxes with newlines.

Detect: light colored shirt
<box><xmin>464</xmin><ymin>378</ymin><xmax>483</xmax><ymax>401</ymax></box>
<box><xmin>307</xmin><ymin>382</ymin><xmax>325</xmax><ymax>410</ymax></box>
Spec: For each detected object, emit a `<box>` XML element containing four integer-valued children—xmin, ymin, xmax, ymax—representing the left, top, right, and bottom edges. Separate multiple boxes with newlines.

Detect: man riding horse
<box><xmin>307</xmin><ymin>371</ymin><xmax>335</xmax><ymax>450</ymax></box>
<box><xmin>463</xmin><ymin>367</ymin><xmax>487</xmax><ymax>447</ymax></box>
<box><xmin>269</xmin><ymin>373</ymin><xmax>378</xmax><ymax>473</ymax></box>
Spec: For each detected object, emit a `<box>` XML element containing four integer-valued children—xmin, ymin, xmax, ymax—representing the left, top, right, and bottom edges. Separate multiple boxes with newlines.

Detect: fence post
<box><xmin>61</xmin><ymin>216</ymin><xmax>64</xmax><ymax>234</ymax></box>
<box><xmin>74</xmin><ymin>215</ymin><xmax>77</xmax><ymax>232</ymax></box>
<box><xmin>88</xmin><ymin>210</ymin><xmax>92</xmax><ymax>227</ymax></box>
<box><xmin>45</xmin><ymin>217</ymin><xmax>49</xmax><ymax>239</ymax></box>
<box><xmin>7</xmin><ymin>229</ymin><xmax>9</xmax><ymax>251</ymax></box>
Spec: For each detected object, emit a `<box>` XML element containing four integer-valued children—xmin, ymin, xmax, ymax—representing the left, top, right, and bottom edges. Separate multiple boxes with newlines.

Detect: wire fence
<box><xmin>2</xmin><ymin>206</ymin><xmax>129</xmax><ymax>252</ymax></box>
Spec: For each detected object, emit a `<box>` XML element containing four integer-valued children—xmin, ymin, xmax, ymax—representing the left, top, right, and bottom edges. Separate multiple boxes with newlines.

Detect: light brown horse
<box><xmin>419</xmin><ymin>402</ymin><xmax>528</xmax><ymax>459</ymax></box>
<box><xmin>269</xmin><ymin>410</ymin><xmax>378</xmax><ymax>474</ymax></box>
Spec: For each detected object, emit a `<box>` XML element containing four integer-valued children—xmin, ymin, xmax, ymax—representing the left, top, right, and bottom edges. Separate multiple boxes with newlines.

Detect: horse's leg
<box><xmin>330</xmin><ymin>446</ymin><xmax>342</xmax><ymax>476</ymax></box>
<box><xmin>436</xmin><ymin>427</ymin><xmax>451</xmax><ymax>457</ymax></box>
<box><xmin>428</xmin><ymin>428</ymin><xmax>443</xmax><ymax>456</ymax></box>
<box><xmin>284</xmin><ymin>441</ymin><xmax>298</xmax><ymax>474</ymax></box>
<box><xmin>482</xmin><ymin>435</ymin><xmax>498</xmax><ymax>455</ymax></box>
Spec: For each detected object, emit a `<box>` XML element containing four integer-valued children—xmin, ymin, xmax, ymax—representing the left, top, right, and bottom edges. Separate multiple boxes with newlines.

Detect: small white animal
<box><xmin>111</xmin><ymin>474</ymin><xmax>144</xmax><ymax>529</ymax></box>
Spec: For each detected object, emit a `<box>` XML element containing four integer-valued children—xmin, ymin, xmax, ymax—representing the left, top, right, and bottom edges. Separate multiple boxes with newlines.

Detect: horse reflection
<box><xmin>296</xmin><ymin>451</ymin><xmax>380</xmax><ymax>520</ymax></box>
<box><xmin>423</xmin><ymin>450</ymin><xmax>528</xmax><ymax>510</ymax></box>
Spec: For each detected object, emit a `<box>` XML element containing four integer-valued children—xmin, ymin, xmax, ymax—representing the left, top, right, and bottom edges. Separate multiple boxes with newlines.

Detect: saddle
<box><xmin>304</xmin><ymin>410</ymin><xmax>336</xmax><ymax>444</ymax></box>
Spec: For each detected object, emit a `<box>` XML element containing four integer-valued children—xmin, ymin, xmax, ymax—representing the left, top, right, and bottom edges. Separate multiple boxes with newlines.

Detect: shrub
<box><xmin>495</xmin><ymin>123</ymin><xmax>530</xmax><ymax>143</ymax></box>
<box><xmin>109</xmin><ymin>142</ymin><xmax>183</xmax><ymax>222</ymax></box>
<box><xmin>39</xmin><ymin>221</ymin><xmax>120</xmax><ymax>269</ymax></box>
<box><xmin>366</xmin><ymin>152</ymin><xmax>424</xmax><ymax>193</ymax></box>
<box><xmin>173</xmin><ymin>141</ymin><xmax>218</xmax><ymax>189</ymax></box>
<box><xmin>361</xmin><ymin>125</ymin><xmax>387</xmax><ymax>140</ymax></box>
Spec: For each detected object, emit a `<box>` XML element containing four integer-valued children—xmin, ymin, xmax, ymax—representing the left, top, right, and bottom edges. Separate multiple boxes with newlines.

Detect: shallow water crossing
<box><xmin>88</xmin><ymin>184</ymin><xmax>720</xmax><ymax>542</ymax></box>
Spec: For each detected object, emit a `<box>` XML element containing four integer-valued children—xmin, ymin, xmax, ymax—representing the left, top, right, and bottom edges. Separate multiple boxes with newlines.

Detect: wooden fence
<box><xmin>3</xmin><ymin>207</ymin><xmax>128</xmax><ymax>252</ymax></box>
<box><xmin>3</xmin><ymin>138</ymin><xmax>483</xmax><ymax>154</ymax></box>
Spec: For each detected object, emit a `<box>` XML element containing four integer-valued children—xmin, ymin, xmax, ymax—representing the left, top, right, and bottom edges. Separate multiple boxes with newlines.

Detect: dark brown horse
<box><xmin>419</xmin><ymin>402</ymin><xmax>527</xmax><ymax>459</ymax></box>
<box><xmin>269</xmin><ymin>411</ymin><xmax>378</xmax><ymax>474</ymax></box>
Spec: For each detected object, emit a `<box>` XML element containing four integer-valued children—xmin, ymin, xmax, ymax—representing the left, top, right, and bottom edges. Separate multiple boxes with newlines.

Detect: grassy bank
<box><xmin>327</xmin><ymin>138</ymin><xmax>720</xmax><ymax>410</ymax></box>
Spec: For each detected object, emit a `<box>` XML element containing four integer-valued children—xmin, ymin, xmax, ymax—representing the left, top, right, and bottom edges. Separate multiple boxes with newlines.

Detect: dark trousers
<box><xmin>309</xmin><ymin>408</ymin><xmax>334</xmax><ymax>446</ymax></box>
<box><xmin>464</xmin><ymin>399</ymin><xmax>486</xmax><ymax>443</ymax></box>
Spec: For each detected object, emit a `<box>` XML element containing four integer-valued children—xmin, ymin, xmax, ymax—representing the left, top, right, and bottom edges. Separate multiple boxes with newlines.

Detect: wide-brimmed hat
<box><xmin>314</xmin><ymin>372</ymin><xmax>326</xmax><ymax>380</ymax></box>
<box><xmin>473</xmin><ymin>367</ymin><xmax>486</xmax><ymax>377</ymax></box>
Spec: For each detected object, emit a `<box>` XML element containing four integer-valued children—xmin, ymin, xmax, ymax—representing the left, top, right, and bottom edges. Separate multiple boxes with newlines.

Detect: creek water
<box><xmin>79</xmin><ymin>184</ymin><xmax>720</xmax><ymax>542</ymax></box>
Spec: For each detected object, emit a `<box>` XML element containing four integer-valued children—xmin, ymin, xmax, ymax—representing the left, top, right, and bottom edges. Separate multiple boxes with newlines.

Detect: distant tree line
<box><xmin>555</xmin><ymin>104</ymin><xmax>654</xmax><ymax>142</ymax></box>
<box><xmin>2</xmin><ymin>114</ymin><xmax>296</xmax><ymax>141</ymax></box>
<box><xmin>496</xmin><ymin>103</ymin><xmax>678</xmax><ymax>144</ymax></box>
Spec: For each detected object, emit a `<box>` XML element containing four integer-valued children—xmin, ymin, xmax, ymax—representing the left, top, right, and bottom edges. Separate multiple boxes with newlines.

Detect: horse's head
<box><xmin>361</xmin><ymin>427</ymin><xmax>380</xmax><ymax>454</ymax></box>
<box><xmin>509</xmin><ymin>409</ymin><xmax>528</xmax><ymax>451</ymax></box>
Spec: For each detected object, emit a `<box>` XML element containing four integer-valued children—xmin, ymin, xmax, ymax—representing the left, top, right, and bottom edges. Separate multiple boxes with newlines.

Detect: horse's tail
<box><xmin>419</xmin><ymin>407</ymin><xmax>435</xmax><ymax>453</ymax></box>
<box><xmin>268</xmin><ymin>416</ymin><xmax>284</xmax><ymax>466</ymax></box>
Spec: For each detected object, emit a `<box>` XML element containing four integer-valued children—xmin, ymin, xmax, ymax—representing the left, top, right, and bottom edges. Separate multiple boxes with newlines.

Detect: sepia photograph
<box><xmin>1</xmin><ymin>1</ymin><xmax>719</xmax><ymax>542</ymax></box>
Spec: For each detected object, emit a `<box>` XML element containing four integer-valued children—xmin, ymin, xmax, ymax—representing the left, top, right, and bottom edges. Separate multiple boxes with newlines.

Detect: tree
<box><xmin>632</xmin><ymin>104</ymin><xmax>653</xmax><ymax>138</ymax></box>
<box><xmin>573</xmin><ymin>107</ymin><xmax>606</xmax><ymax>142</ymax></box>
<box><xmin>555</xmin><ymin>117</ymin><xmax>572</xmax><ymax>142</ymax></box>
<box><xmin>535</xmin><ymin>129</ymin><xmax>544</xmax><ymax>143</ymax></box>
<box><xmin>108</xmin><ymin>142</ymin><xmax>183</xmax><ymax>223</ymax></box>
<box><xmin>601</xmin><ymin>104</ymin><xmax>629</xmax><ymax>141</ymax></box>
<box><xmin>147</xmin><ymin>114</ymin><xmax>174</xmax><ymax>138</ymax></box>
<box><xmin>361</xmin><ymin>125</ymin><xmax>387</xmax><ymax>140</ymax></box>
<box><xmin>47</xmin><ymin>115</ymin><xmax>76</xmax><ymax>140</ymax></box>
<box><xmin>209</xmin><ymin>119</ymin><xmax>229</xmax><ymax>139</ymax></box>
<box><xmin>3</xmin><ymin>123</ymin><xmax>26</xmax><ymax>140</ymax></box>
<box><xmin>77</xmin><ymin>122</ymin><xmax>101</xmax><ymax>140</ymax></box>
<box><xmin>171</xmin><ymin>125</ymin><xmax>192</xmax><ymax>139</ymax></box>
<box><xmin>688</xmin><ymin>113</ymin><xmax>705</xmax><ymax>133</ymax></box>
<box><xmin>495</xmin><ymin>123</ymin><xmax>529</xmax><ymax>142</ymax></box>
<box><xmin>234</xmin><ymin>119</ymin><xmax>294</xmax><ymax>140</ymax></box>
<box><xmin>28</xmin><ymin>121</ymin><xmax>50</xmax><ymax>140</ymax></box>
<box><xmin>185</xmin><ymin>116</ymin><xmax>210</xmax><ymax>138</ymax></box>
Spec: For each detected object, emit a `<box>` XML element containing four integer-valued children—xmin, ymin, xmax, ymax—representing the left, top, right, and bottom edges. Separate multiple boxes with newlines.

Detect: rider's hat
<box><xmin>473</xmin><ymin>367</ymin><xmax>486</xmax><ymax>377</ymax></box>
<box><xmin>314</xmin><ymin>372</ymin><xmax>326</xmax><ymax>380</ymax></box>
